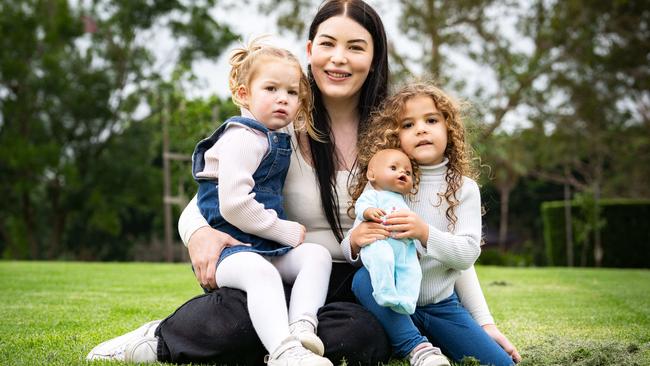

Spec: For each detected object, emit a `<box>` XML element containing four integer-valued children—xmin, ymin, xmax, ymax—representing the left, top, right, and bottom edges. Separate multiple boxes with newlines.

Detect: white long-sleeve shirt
<box><xmin>179</xmin><ymin>130</ymin><xmax>494</xmax><ymax>325</ymax></box>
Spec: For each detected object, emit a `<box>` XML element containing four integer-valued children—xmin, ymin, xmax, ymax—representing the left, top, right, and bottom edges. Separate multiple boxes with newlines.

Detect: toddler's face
<box><xmin>398</xmin><ymin>95</ymin><xmax>448</xmax><ymax>165</ymax></box>
<box><xmin>367</xmin><ymin>149</ymin><xmax>413</xmax><ymax>195</ymax></box>
<box><xmin>242</xmin><ymin>59</ymin><xmax>301</xmax><ymax>130</ymax></box>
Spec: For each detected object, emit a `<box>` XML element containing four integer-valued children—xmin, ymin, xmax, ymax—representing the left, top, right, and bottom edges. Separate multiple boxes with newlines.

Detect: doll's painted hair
<box><xmin>350</xmin><ymin>81</ymin><xmax>478</xmax><ymax>231</ymax></box>
<box><xmin>228</xmin><ymin>36</ymin><xmax>320</xmax><ymax>140</ymax></box>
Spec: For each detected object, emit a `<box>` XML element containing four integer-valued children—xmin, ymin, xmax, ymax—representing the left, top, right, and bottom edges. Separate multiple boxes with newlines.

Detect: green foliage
<box><xmin>0</xmin><ymin>1</ymin><xmax>237</xmax><ymax>260</ymax></box>
<box><xmin>477</xmin><ymin>248</ymin><xmax>533</xmax><ymax>267</ymax></box>
<box><xmin>2</xmin><ymin>262</ymin><xmax>650</xmax><ymax>365</ymax></box>
<box><xmin>541</xmin><ymin>199</ymin><xmax>650</xmax><ymax>268</ymax></box>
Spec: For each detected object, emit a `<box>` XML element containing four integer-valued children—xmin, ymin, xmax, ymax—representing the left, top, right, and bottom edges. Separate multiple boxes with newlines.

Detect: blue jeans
<box><xmin>352</xmin><ymin>267</ymin><xmax>514</xmax><ymax>366</ymax></box>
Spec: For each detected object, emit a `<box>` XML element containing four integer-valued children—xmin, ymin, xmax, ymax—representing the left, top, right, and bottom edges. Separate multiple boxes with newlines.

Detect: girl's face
<box><xmin>240</xmin><ymin>59</ymin><xmax>301</xmax><ymax>130</ymax></box>
<box><xmin>398</xmin><ymin>95</ymin><xmax>448</xmax><ymax>165</ymax></box>
<box><xmin>307</xmin><ymin>16</ymin><xmax>374</xmax><ymax>103</ymax></box>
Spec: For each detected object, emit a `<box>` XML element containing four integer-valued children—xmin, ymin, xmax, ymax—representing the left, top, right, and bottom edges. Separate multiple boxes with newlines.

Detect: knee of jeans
<box><xmin>351</xmin><ymin>267</ymin><xmax>371</xmax><ymax>298</ymax></box>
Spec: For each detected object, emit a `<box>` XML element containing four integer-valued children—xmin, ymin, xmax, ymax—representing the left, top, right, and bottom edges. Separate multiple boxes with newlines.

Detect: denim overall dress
<box><xmin>192</xmin><ymin>116</ymin><xmax>293</xmax><ymax>264</ymax></box>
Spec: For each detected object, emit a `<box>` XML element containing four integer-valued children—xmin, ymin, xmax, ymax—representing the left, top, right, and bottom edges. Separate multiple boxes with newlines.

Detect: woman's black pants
<box><xmin>155</xmin><ymin>263</ymin><xmax>391</xmax><ymax>365</ymax></box>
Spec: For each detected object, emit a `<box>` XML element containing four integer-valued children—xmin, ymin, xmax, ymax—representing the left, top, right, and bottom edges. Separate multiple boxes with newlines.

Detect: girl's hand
<box><xmin>482</xmin><ymin>324</ymin><xmax>522</xmax><ymax>363</ymax></box>
<box><xmin>350</xmin><ymin>221</ymin><xmax>390</xmax><ymax>257</ymax></box>
<box><xmin>363</xmin><ymin>207</ymin><xmax>386</xmax><ymax>222</ymax></box>
<box><xmin>188</xmin><ymin>226</ymin><xmax>250</xmax><ymax>290</ymax></box>
<box><xmin>383</xmin><ymin>209</ymin><xmax>429</xmax><ymax>243</ymax></box>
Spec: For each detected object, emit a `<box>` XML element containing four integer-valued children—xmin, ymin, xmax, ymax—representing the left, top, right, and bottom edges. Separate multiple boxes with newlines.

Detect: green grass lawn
<box><xmin>0</xmin><ymin>261</ymin><xmax>648</xmax><ymax>365</ymax></box>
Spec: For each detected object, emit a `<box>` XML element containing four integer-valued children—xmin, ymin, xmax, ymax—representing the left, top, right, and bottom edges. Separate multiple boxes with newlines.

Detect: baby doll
<box><xmin>354</xmin><ymin>148</ymin><xmax>421</xmax><ymax>315</ymax></box>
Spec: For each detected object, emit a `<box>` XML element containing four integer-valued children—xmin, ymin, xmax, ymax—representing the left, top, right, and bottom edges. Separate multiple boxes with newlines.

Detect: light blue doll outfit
<box><xmin>355</xmin><ymin>189</ymin><xmax>422</xmax><ymax>314</ymax></box>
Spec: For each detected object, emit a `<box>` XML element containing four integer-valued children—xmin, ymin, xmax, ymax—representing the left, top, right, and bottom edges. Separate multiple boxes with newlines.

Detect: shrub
<box><xmin>477</xmin><ymin>247</ymin><xmax>533</xmax><ymax>266</ymax></box>
<box><xmin>541</xmin><ymin>199</ymin><xmax>650</xmax><ymax>268</ymax></box>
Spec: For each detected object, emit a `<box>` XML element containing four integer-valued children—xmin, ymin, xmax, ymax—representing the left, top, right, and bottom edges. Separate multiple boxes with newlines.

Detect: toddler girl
<box><xmin>345</xmin><ymin>82</ymin><xmax>517</xmax><ymax>366</ymax></box>
<box><xmin>192</xmin><ymin>38</ymin><xmax>333</xmax><ymax>366</ymax></box>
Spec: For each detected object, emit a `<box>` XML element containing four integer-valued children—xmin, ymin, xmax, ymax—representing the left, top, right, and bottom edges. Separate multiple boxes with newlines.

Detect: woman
<box><xmin>87</xmin><ymin>1</ymin><xmax>520</xmax><ymax>364</ymax></box>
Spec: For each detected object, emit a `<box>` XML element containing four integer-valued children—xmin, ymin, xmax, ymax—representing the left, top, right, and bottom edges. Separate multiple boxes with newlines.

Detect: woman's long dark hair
<box><xmin>307</xmin><ymin>0</ymin><xmax>389</xmax><ymax>242</ymax></box>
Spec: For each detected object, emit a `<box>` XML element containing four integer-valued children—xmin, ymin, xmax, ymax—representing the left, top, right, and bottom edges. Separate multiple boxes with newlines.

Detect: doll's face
<box><xmin>366</xmin><ymin>149</ymin><xmax>413</xmax><ymax>195</ymax></box>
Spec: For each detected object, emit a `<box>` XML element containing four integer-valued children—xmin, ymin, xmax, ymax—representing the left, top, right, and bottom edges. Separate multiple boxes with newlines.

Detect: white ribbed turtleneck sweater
<box><xmin>343</xmin><ymin>158</ymin><xmax>487</xmax><ymax>309</ymax></box>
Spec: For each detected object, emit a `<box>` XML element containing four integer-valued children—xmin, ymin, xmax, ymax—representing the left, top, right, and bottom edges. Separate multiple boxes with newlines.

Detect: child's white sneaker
<box><xmin>265</xmin><ymin>336</ymin><xmax>333</xmax><ymax>366</ymax></box>
<box><xmin>409</xmin><ymin>343</ymin><xmax>451</xmax><ymax>366</ymax></box>
<box><xmin>289</xmin><ymin>315</ymin><xmax>325</xmax><ymax>356</ymax></box>
<box><xmin>86</xmin><ymin>320</ymin><xmax>161</xmax><ymax>361</ymax></box>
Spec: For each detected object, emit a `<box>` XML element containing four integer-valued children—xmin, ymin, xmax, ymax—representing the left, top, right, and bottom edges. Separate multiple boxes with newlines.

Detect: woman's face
<box><xmin>307</xmin><ymin>16</ymin><xmax>374</xmax><ymax>103</ymax></box>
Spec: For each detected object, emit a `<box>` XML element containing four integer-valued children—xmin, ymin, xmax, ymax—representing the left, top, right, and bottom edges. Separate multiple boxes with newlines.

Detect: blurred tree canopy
<box><xmin>264</xmin><ymin>0</ymin><xmax>650</xmax><ymax>264</ymax></box>
<box><xmin>1</xmin><ymin>0</ymin><xmax>648</xmax><ymax>264</ymax></box>
<box><xmin>0</xmin><ymin>0</ymin><xmax>237</xmax><ymax>259</ymax></box>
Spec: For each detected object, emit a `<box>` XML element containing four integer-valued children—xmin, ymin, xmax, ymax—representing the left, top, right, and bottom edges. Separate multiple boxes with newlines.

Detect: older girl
<box><xmin>345</xmin><ymin>82</ymin><xmax>520</xmax><ymax>366</ymax></box>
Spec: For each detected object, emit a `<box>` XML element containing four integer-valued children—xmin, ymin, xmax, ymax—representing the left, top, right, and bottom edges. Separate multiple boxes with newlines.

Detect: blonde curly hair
<box><xmin>228</xmin><ymin>36</ymin><xmax>321</xmax><ymax>140</ymax></box>
<box><xmin>349</xmin><ymin>81</ymin><xmax>478</xmax><ymax>232</ymax></box>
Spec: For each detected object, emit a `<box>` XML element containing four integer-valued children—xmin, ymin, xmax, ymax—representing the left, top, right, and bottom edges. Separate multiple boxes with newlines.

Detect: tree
<box><xmin>0</xmin><ymin>0</ymin><xmax>237</xmax><ymax>259</ymax></box>
<box><xmin>524</xmin><ymin>0</ymin><xmax>650</xmax><ymax>266</ymax></box>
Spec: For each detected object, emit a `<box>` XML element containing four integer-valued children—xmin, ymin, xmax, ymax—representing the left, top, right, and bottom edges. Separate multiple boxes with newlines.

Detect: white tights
<box><xmin>216</xmin><ymin>243</ymin><xmax>332</xmax><ymax>353</ymax></box>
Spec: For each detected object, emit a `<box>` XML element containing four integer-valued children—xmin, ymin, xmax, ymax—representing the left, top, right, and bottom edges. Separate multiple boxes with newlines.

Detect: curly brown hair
<box><xmin>349</xmin><ymin>81</ymin><xmax>478</xmax><ymax>232</ymax></box>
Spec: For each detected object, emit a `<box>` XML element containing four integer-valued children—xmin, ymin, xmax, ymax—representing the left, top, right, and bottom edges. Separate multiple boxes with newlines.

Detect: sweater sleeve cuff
<box><xmin>475</xmin><ymin>315</ymin><xmax>496</xmax><ymax>327</ymax></box>
<box><xmin>340</xmin><ymin>221</ymin><xmax>363</xmax><ymax>266</ymax></box>
<box><xmin>266</xmin><ymin>219</ymin><xmax>303</xmax><ymax>247</ymax></box>
<box><xmin>178</xmin><ymin>195</ymin><xmax>210</xmax><ymax>247</ymax></box>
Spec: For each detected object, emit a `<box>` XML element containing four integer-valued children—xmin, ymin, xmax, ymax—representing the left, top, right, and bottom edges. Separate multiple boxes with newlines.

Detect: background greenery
<box><xmin>1</xmin><ymin>1</ymin><xmax>648</xmax><ymax>264</ymax></box>
<box><xmin>0</xmin><ymin>261</ymin><xmax>648</xmax><ymax>365</ymax></box>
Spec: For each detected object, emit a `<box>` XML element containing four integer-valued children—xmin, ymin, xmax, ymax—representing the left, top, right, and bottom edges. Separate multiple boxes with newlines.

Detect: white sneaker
<box><xmin>86</xmin><ymin>320</ymin><xmax>161</xmax><ymax>361</ymax></box>
<box><xmin>409</xmin><ymin>343</ymin><xmax>451</xmax><ymax>366</ymax></box>
<box><xmin>125</xmin><ymin>337</ymin><xmax>158</xmax><ymax>363</ymax></box>
<box><xmin>289</xmin><ymin>316</ymin><xmax>325</xmax><ymax>356</ymax></box>
<box><xmin>265</xmin><ymin>336</ymin><xmax>333</xmax><ymax>366</ymax></box>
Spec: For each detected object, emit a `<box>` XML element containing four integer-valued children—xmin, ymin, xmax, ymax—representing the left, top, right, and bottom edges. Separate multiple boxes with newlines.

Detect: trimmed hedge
<box><xmin>541</xmin><ymin>199</ymin><xmax>650</xmax><ymax>268</ymax></box>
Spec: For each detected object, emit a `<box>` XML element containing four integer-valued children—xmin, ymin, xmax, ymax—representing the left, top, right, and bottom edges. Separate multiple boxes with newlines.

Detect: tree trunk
<box><xmin>47</xmin><ymin>178</ymin><xmax>65</xmax><ymax>259</ymax></box>
<box><xmin>593</xmin><ymin>182</ymin><xmax>603</xmax><ymax>267</ymax></box>
<box><xmin>563</xmin><ymin>181</ymin><xmax>574</xmax><ymax>267</ymax></box>
<box><xmin>21</xmin><ymin>192</ymin><xmax>38</xmax><ymax>259</ymax></box>
<box><xmin>498</xmin><ymin>185</ymin><xmax>511</xmax><ymax>252</ymax></box>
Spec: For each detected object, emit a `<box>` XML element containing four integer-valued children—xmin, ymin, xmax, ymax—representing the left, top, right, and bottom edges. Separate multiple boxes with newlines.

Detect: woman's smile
<box><xmin>307</xmin><ymin>16</ymin><xmax>374</xmax><ymax>102</ymax></box>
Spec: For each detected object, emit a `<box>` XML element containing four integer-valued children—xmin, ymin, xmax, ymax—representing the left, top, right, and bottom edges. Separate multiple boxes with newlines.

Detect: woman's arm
<box><xmin>179</xmin><ymin>195</ymin><xmax>244</xmax><ymax>290</ymax></box>
<box><xmin>178</xmin><ymin>194</ymin><xmax>210</xmax><ymax>247</ymax></box>
<box><xmin>456</xmin><ymin>266</ymin><xmax>522</xmax><ymax>363</ymax></box>
<box><xmin>341</xmin><ymin>219</ymin><xmax>390</xmax><ymax>264</ymax></box>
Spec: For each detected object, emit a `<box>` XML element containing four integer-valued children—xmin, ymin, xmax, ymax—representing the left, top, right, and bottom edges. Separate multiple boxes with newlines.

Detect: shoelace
<box><xmin>281</xmin><ymin>344</ymin><xmax>315</xmax><ymax>359</ymax></box>
<box><xmin>289</xmin><ymin>320</ymin><xmax>315</xmax><ymax>335</ymax></box>
<box><xmin>411</xmin><ymin>346</ymin><xmax>444</xmax><ymax>366</ymax></box>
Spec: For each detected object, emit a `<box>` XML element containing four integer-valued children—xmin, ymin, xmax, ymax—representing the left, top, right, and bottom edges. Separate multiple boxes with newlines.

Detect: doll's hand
<box><xmin>482</xmin><ymin>324</ymin><xmax>522</xmax><ymax>363</ymax></box>
<box><xmin>363</xmin><ymin>207</ymin><xmax>386</xmax><ymax>223</ymax></box>
<box><xmin>384</xmin><ymin>209</ymin><xmax>429</xmax><ymax>243</ymax></box>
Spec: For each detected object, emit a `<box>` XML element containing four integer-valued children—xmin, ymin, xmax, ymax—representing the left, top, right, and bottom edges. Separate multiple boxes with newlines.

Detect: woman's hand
<box><xmin>187</xmin><ymin>226</ymin><xmax>249</xmax><ymax>290</ymax></box>
<box><xmin>482</xmin><ymin>324</ymin><xmax>522</xmax><ymax>363</ymax></box>
<box><xmin>350</xmin><ymin>221</ymin><xmax>390</xmax><ymax>257</ymax></box>
<box><xmin>383</xmin><ymin>209</ymin><xmax>429</xmax><ymax>244</ymax></box>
